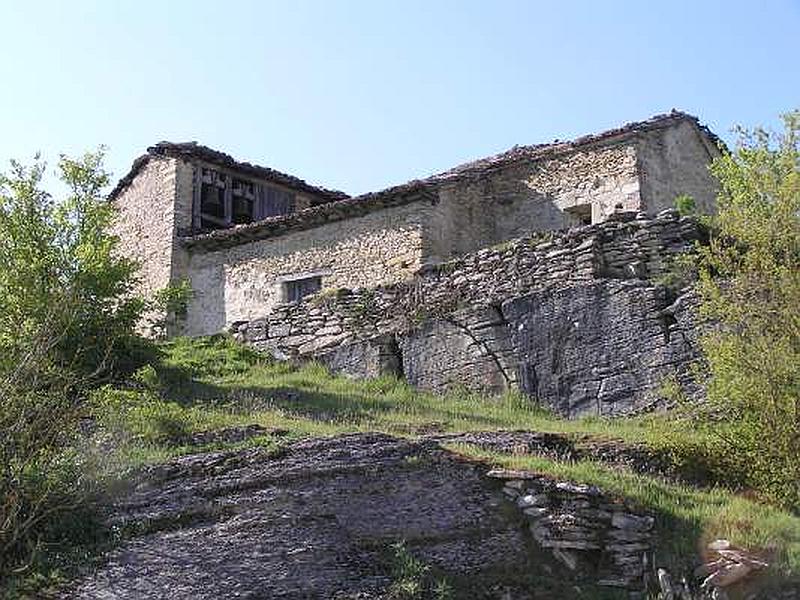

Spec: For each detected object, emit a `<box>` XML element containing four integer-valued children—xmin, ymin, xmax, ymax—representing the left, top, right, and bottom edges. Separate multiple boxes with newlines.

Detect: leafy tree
<box><xmin>0</xmin><ymin>149</ymin><xmax>144</xmax><ymax>579</ymax></box>
<box><xmin>0</xmin><ymin>149</ymin><xmax>143</xmax><ymax>374</ymax></box>
<box><xmin>694</xmin><ymin>111</ymin><xmax>800</xmax><ymax>507</ymax></box>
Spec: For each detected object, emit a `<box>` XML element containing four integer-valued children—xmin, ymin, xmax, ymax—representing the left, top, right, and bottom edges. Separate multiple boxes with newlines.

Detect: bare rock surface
<box><xmin>63</xmin><ymin>433</ymin><xmax>599</xmax><ymax>599</ymax></box>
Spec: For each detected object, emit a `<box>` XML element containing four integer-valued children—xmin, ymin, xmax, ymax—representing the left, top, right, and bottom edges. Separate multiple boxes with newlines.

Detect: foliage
<box><xmin>0</xmin><ymin>150</ymin><xmax>144</xmax><ymax>583</ymax></box>
<box><xmin>0</xmin><ymin>324</ymin><xmax>111</xmax><ymax>586</ymax></box>
<box><xmin>387</xmin><ymin>541</ymin><xmax>452</xmax><ymax>600</ymax></box>
<box><xmin>147</xmin><ymin>278</ymin><xmax>194</xmax><ymax>339</ymax></box>
<box><xmin>0</xmin><ymin>149</ymin><xmax>143</xmax><ymax>375</ymax></box>
<box><xmin>691</xmin><ymin>110</ymin><xmax>800</xmax><ymax>508</ymax></box>
<box><xmin>654</xmin><ymin>251</ymin><xmax>699</xmax><ymax>294</ymax></box>
<box><xmin>673</xmin><ymin>193</ymin><xmax>697</xmax><ymax>217</ymax></box>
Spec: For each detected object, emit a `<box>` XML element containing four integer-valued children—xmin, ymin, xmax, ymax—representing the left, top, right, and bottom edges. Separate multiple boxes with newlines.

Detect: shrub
<box><xmin>692</xmin><ymin>110</ymin><xmax>800</xmax><ymax>507</ymax></box>
<box><xmin>674</xmin><ymin>193</ymin><xmax>697</xmax><ymax>216</ymax></box>
<box><xmin>0</xmin><ymin>150</ymin><xmax>145</xmax><ymax>580</ymax></box>
<box><xmin>92</xmin><ymin>385</ymin><xmax>192</xmax><ymax>447</ymax></box>
<box><xmin>0</xmin><ymin>328</ymin><xmax>104</xmax><ymax>579</ymax></box>
<box><xmin>0</xmin><ymin>150</ymin><xmax>143</xmax><ymax>376</ymax></box>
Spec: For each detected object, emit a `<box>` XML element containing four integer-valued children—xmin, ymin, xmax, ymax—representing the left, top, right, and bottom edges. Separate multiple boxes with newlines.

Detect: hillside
<box><xmin>21</xmin><ymin>336</ymin><xmax>796</xmax><ymax>599</ymax></box>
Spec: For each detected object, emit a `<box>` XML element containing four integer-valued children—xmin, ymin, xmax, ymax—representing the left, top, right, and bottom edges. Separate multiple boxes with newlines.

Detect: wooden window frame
<box><xmin>192</xmin><ymin>163</ymin><xmax>297</xmax><ymax>232</ymax></box>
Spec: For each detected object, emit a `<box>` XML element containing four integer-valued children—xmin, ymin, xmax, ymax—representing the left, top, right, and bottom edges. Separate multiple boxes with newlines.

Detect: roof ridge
<box><xmin>108</xmin><ymin>142</ymin><xmax>350</xmax><ymax>202</ymax></box>
<box><xmin>427</xmin><ymin>110</ymin><xmax>709</xmax><ymax>183</ymax></box>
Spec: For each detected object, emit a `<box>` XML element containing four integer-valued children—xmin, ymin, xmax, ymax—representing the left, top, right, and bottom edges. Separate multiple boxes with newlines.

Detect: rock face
<box><xmin>236</xmin><ymin>211</ymin><xmax>703</xmax><ymax>417</ymax></box>
<box><xmin>63</xmin><ymin>434</ymin><xmax>657</xmax><ymax>599</ymax></box>
<box><xmin>506</xmin><ymin>280</ymin><xmax>698</xmax><ymax>417</ymax></box>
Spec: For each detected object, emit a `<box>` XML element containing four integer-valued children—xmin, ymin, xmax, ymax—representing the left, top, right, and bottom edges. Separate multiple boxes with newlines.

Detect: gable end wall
<box><xmin>110</xmin><ymin>156</ymin><xmax>180</xmax><ymax>332</ymax></box>
<box><xmin>635</xmin><ymin>120</ymin><xmax>721</xmax><ymax>214</ymax></box>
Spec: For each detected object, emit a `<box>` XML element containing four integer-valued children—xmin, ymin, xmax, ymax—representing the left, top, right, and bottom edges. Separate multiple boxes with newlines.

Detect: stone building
<box><xmin>109</xmin><ymin>111</ymin><xmax>721</xmax><ymax>336</ymax></box>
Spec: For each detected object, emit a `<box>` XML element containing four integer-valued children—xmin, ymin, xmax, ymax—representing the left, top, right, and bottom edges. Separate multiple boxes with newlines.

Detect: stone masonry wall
<box><xmin>235</xmin><ymin>210</ymin><xmax>703</xmax><ymax>416</ymax></box>
<box><xmin>110</xmin><ymin>156</ymin><xmax>180</xmax><ymax>334</ymax></box>
<box><xmin>185</xmin><ymin>201</ymin><xmax>435</xmax><ymax>335</ymax></box>
<box><xmin>637</xmin><ymin>119</ymin><xmax>721</xmax><ymax>215</ymax></box>
<box><xmin>491</xmin><ymin>468</ymin><xmax>656</xmax><ymax>591</ymax></box>
<box><xmin>424</xmin><ymin>143</ymin><xmax>640</xmax><ymax>263</ymax></box>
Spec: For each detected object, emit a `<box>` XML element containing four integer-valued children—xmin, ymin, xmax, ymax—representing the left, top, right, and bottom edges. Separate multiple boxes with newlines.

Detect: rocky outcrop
<box><xmin>60</xmin><ymin>432</ymin><xmax>792</xmax><ymax>599</ymax></box>
<box><xmin>234</xmin><ymin>210</ymin><xmax>704</xmax><ymax>416</ymax></box>
<box><xmin>62</xmin><ymin>434</ymin><xmax>642</xmax><ymax>599</ymax></box>
<box><xmin>506</xmin><ymin>280</ymin><xmax>699</xmax><ymax>416</ymax></box>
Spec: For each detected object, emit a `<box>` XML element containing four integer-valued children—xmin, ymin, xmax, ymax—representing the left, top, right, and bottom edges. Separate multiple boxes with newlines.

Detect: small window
<box><xmin>200</xmin><ymin>183</ymin><xmax>225</xmax><ymax>218</ymax></box>
<box><xmin>284</xmin><ymin>276</ymin><xmax>322</xmax><ymax>303</ymax></box>
<box><xmin>565</xmin><ymin>203</ymin><xmax>593</xmax><ymax>226</ymax></box>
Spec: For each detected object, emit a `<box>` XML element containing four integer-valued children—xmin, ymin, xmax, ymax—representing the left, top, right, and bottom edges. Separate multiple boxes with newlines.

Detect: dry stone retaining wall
<box><xmin>490</xmin><ymin>468</ymin><xmax>656</xmax><ymax>591</ymax></box>
<box><xmin>234</xmin><ymin>210</ymin><xmax>703</xmax><ymax>416</ymax></box>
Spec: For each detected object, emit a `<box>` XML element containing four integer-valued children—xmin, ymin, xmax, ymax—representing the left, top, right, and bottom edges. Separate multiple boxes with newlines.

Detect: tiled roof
<box><xmin>425</xmin><ymin>110</ymin><xmax>723</xmax><ymax>184</ymax></box>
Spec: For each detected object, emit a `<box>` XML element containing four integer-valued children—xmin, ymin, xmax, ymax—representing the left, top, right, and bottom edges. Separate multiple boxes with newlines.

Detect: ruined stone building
<box><xmin>110</xmin><ymin>111</ymin><xmax>721</xmax><ymax>338</ymax></box>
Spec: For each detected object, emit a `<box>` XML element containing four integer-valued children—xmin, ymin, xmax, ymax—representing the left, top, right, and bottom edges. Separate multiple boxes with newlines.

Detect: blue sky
<box><xmin>1</xmin><ymin>0</ymin><xmax>798</xmax><ymax>196</ymax></box>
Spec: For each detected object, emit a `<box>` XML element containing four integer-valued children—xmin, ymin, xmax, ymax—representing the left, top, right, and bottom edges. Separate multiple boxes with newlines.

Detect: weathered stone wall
<box><xmin>184</xmin><ymin>201</ymin><xmax>435</xmax><ymax>335</ymax></box>
<box><xmin>637</xmin><ymin>119</ymin><xmax>721</xmax><ymax>214</ymax></box>
<box><xmin>424</xmin><ymin>143</ymin><xmax>641</xmax><ymax>263</ymax></box>
<box><xmin>235</xmin><ymin>210</ymin><xmax>702</xmax><ymax>416</ymax></box>
<box><xmin>110</xmin><ymin>156</ymin><xmax>180</xmax><ymax>334</ymax></box>
<box><xmin>491</xmin><ymin>468</ymin><xmax>656</xmax><ymax>591</ymax></box>
<box><xmin>183</xmin><ymin>138</ymin><xmax>648</xmax><ymax>335</ymax></box>
<box><xmin>111</xmin><ymin>154</ymin><xmax>352</xmax><ymax>334</ymax></box>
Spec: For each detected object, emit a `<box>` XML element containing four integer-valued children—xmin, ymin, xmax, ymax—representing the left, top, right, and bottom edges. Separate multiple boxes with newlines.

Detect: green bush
<box><xmin>0</xmin><ymin>150</ymin><xmax>146</xmax><ymax>580</ymax></box>
<box><xmin>674</xmin><ymin>193</ymin><xmax>697</xmax><ymax>216</ymax></box>
<box><xmin>0</xmin><ymin>150</ymin><xmax>143</xmax><ymax>376</ymax></box>
<box><xmin>692</xmin><ymin>110</ymin><xmax>800</xmax><ymax>508</ymax></box>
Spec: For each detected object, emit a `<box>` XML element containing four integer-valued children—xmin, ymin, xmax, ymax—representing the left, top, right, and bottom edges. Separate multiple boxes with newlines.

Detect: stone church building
<box><xmin>109</xmin><ymin>111</ymin><xmax>721</xmax><ymax>337</ymax></box>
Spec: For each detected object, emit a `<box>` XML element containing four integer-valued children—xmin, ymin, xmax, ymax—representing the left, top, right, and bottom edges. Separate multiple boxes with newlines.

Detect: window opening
<box><xmin>565</xmin><ymin>203</ymin><xmax>593</xmax><ymax>226</ymax></box>
<box><xmin>284</xmin><ymin>276</ymin><xmax>322</xmax><ymax>303</ymax></box>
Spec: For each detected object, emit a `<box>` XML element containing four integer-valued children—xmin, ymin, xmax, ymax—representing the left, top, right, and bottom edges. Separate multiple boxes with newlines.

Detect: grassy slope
<box><xmin>96</xmin><ymin>335</ymin><xmax>800</xmax><ymax>580</ymax></box>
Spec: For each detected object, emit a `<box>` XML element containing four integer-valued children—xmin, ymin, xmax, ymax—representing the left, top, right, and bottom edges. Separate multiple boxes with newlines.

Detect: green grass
<box><xmin>87</xmin><ymin>334</ymin><xmax>800</xmax><ymax>584</ymax></box>
<box><xmin>115</xmin><ymin>335</ymin><xmax>711</xmax><ymax>450</ymax></box>
<box><xmin>447</xmin><ymin>443</ymin><xmax>800</xmax><ymax>579</ymax></box>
